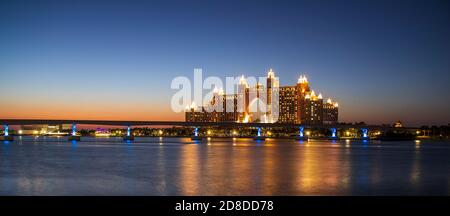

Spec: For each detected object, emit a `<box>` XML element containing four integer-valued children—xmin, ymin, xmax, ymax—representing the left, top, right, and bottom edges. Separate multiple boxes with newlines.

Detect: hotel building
<box><xmin>185</xmin><ymin>69</ymin><xmax>338</xmax><ymax>125</ymax></box>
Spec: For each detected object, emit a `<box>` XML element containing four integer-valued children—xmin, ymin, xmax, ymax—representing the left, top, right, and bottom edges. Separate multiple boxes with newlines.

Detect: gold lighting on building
<box><xmin>267</xmin><ymin>68</ymin><xmax>275</xmax><ymax>78</ymax></box>
<box><xmin>298</xmin><ymin>75</ymin><xmax>308</xmax><ymax>84</ymax></box>
<box><xmin>185</xmin><ymin>69</ymin><xmax>339</xmax><ymax>125</ymax></box>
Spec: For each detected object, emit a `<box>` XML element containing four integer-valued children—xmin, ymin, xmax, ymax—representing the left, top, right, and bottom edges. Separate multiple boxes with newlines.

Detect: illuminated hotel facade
<box><xmin>185</xmin><ymin>69</ymin><xmax>339</xmax><ymax>125</ymax></box>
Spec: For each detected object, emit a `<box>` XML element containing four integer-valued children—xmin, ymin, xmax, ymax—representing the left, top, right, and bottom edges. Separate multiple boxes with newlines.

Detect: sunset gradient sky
<box><xmin>0</xmin><ymin>0</ymin><xmax>449</xmax><ymax>126</ymax></box>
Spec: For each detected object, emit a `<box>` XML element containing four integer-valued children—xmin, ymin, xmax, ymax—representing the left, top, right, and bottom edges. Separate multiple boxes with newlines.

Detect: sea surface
<box><xmin>1</xmin><ymin>136</ymin><xmax>449</xmax><ymax>195</ymax></box>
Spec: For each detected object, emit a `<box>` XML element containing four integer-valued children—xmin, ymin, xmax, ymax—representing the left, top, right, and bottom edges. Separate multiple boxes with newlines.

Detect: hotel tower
<box><xmin>185</xmin><ymin>69</ymin><xmax>338</xmax><ymax>125</ymax></box>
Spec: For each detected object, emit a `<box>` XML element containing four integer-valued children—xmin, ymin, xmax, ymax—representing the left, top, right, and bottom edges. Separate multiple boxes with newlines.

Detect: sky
<box><xmin>0</xmin><ymin>0</ymin><xmax>449</xmax><ymax>126</ymax></box>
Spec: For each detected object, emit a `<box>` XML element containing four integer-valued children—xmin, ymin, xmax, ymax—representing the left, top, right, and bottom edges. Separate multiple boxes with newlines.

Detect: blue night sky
<box><xmin>0</xmin><ymin>0</ymin><xmax>449</xmax><ymax>126</ymax></box>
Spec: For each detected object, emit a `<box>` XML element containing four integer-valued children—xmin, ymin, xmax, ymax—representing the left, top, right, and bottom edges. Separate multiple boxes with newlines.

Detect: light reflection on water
<box><xmin>1</xmin><ymin>136</ymin><xmax>450</xmax><ymax>195</ymax></box>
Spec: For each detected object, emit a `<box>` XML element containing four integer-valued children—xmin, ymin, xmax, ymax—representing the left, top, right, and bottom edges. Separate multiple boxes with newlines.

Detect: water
<box><xmin>1</xmin><ymin>136</ymin><xmax>449</xmax><ymax>195</ymax></box>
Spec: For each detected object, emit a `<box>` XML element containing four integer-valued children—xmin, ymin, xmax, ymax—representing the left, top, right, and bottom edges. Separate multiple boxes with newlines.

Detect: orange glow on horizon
<box><xmin>0</xmin><ymin>102</ymin><xmax>184</xmax><ymax>121</ymax></box>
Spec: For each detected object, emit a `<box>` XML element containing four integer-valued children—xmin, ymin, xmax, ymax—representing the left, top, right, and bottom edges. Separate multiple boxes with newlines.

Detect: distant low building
<box><xmin>394</xmin><ymin>121</ymin><xmax>403</xmax><ymax>128</ymax></box>
<box><xmin>19</xmin><ymin>124</ymin><xmax>71</xmax><ymax>135</ymax></box>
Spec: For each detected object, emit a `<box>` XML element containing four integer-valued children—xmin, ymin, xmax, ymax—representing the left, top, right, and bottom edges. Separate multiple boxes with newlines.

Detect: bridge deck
<box><xmin>0</xmin><ymin>119</ymin><xmax>414</xmax><ymax>130</ymax></box>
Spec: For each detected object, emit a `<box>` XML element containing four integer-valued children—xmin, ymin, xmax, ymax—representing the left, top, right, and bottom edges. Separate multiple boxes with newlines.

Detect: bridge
<box><xmin>0</xmin><ymin>119</ymin><xmax>415</xmax><ymax>141</ymax></box>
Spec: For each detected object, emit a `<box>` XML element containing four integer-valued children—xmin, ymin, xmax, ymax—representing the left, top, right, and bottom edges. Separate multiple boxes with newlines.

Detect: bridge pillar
<box><xmin>191</xmin><ymin>127</ymin><xmax>202</xmax><ymax>141</ymax></box>
<box><xmin>361</xmin><ymin>128</ymin><xmax>369</xmax><ymax>140</ymax></box>
<box><xmin>330</xmin><ymin>128</ymin><xmax>338</xmax><ymax>140</ymax></box>
<box><xmin>68</xmin><ymin>123</ymin><xmax>80</xmax><ymax>141</ymax></box>
<box><xmin>295</xmin><ymin>126</ymin><xmax>307</xmax><ymax>140</ymax></box>
<box><xmin>1</xmin><ymin>124</ymin><xmax>13</xmax><ymax>141</ymax></box>
<box><xmin>123</xmin><ymin>125</ymin><xmax>134</xmax><ymax>141</ymax></box>
<box><xmin>253</xmin><ymin>127</ymin><xmax>266</xmax><ymax>141</ymax></box>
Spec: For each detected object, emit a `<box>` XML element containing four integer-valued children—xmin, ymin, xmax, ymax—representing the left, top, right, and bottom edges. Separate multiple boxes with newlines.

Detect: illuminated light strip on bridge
<box><xmin>71</xmin><ymin>124</ymin><xmax>77</xmax><ymax>136</ymax></box>
<box><xmin>362</xmin><ymin>128</ymin><xmax>369</xmax><ymax>139</ymax></box>
<box><xmin>331</xmin><ymin>128</ymin><xmax>337</xmax><ymax>138</ymax></box>
<box><xmin>194</xmin><ymin>127</ymin><xmax>199</xmax><ymax>137</ymax></box>
<box><xmin>299</xmin><ymin>126</ymin><xmax>304</xmax><ymax>137</ymax></box>
<box><xmin>3</xmin><ymin>125</ymin><xmax>9</xmax><ymax>136</ymax></box>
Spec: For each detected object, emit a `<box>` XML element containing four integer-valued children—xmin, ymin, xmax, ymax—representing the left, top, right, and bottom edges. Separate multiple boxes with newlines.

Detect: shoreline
<box><xmin>6</xmin><ymin>135</ymin><xmax>450</xmax><ymax>142</ymax></box>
